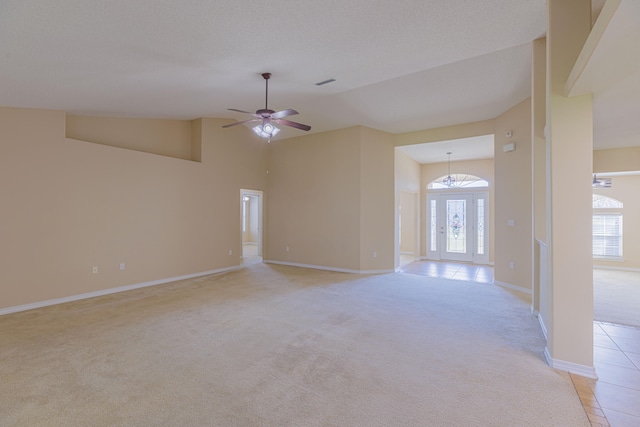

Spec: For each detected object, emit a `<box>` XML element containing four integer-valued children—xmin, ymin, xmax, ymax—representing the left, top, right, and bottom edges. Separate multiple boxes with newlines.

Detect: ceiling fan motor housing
<box><xmin>256</xmin><ymin>109</ymin><xmax>275</xmax><ymax>116</ymax></box>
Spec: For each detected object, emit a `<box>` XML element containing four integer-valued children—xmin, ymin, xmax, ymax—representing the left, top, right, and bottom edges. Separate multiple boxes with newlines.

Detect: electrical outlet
<box><xmin>373</xmin><ymin>251</ymin><xmax>377</xmax><ymax>258</ymax></box>
<box><xmin>285</xmin><ymin>246</ymin><xmax>289</xmax><ymax>252</ymax></box>
<box><xmin>119</xmin><ymin>263</ymin><xmax>125</xmax><ymax>271</ymax></box>
<box><xmin>92</xmin><ymin>266</ymin><xmax>98</xmax><ymax>274</ymax></box>
<box><xmin>509</xmin><ymin>262</ymin><xmax>515</xmax><ymax>269</ymax></box>
<box><xmin>228</xmin><ymin>249</ymin><xmax>233</xmax><ymax>255</ymax></box>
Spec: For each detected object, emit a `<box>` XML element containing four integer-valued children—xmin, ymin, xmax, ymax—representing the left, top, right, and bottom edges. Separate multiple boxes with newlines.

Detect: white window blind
<box><xmin>593</xmin><ymin>214</ymin><xmax>622</xmax><ymax>259</ymax></box>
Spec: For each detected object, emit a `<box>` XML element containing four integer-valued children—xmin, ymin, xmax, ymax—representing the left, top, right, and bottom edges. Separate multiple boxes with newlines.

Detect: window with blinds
<box><xmin>592</xmin><ymin>214</ymin><xmax>622</xmax><ymax>259</ymax></box>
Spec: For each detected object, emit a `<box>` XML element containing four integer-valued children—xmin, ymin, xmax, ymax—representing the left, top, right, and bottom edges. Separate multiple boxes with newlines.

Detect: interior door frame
<box><xmin>240</xmin><ymin>189</ymin><xmax>263</xmax><ymax>257</ymax></box>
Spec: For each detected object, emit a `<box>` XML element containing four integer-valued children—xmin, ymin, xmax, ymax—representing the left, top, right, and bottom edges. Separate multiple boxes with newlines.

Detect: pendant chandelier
<box><xmin>443</xmin><ymin>152</ymin><xmax>456</xmax><ymax>187</ymax></box>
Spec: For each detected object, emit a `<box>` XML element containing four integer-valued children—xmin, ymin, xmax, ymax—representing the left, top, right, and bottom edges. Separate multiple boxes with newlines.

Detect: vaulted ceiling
<box><xmin>1</xmin><ymin>0</ymin><xmax>638</xmax><ymax>156</ymax></box>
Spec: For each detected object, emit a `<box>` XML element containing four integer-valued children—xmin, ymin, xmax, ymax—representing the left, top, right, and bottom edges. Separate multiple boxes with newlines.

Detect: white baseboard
<box><xmin>0</xmin><ymin>266</ymin><xmax>240</xmax><ymax>316</ymax></box>
<box><xmin>594</xmin><ymin>265</ymin><xmax>640</xmax><ymax>272</ymax></box>
<box><xmin>493</xmin><ymin>280</ymin><xmax>532</xmax><ymax>295</ymax></box>
<box><xmin>544</xmin><ymin>347</ymin><xmax>598</xmax><ymax>379</ymax></box>
<box><xmin>537</xmin><ymin>313</ymin><xmax>548</xmax><ymax>340</ymax></box>
<box><xmin>264</xmin><ymin>260</ymin><xmax>394</xmax><ymax>275</ymax></box>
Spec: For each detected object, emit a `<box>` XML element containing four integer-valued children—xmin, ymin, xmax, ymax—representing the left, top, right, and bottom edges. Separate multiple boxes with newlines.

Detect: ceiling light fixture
<box><xmin>252</xmin><ymin>120</ymin><xmax>280</xmax><ymax>142</ymax></box>
<box><xmin>443</xmin><ymin>152</ymin><xmax>456</xmax><ymax>187</ymax></box>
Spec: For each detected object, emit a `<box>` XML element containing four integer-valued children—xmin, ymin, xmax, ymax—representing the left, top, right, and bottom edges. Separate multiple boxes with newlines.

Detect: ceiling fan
<box><xmin>222</xmin><ymin>72</ymin><xmax>311</xmax><ymax>142</ymax></box>
<box><xmin>592</xmin><ymin>174</ymin><xmax>612</xmax><ymax>188</ymax></box>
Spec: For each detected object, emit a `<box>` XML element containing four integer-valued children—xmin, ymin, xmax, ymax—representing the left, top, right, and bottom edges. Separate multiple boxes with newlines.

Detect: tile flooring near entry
<box><xmin>400</xmin><ymin>259</ymin><xmax>494</xmax><ymax>283</ymax></box>
<box><xmin>572</xmin><ymin>322</ymin><xmax>640</xmax><ymax>427</ymax></box>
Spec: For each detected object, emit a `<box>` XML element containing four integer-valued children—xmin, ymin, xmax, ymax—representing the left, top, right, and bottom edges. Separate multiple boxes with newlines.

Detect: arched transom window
<box><xmin>428</xmin><ymin>174</ymin><xmax>489</xmax><ymax>190</ymax></box>
<box><xmin>593</xmin><ymin>194</ymin><xmax>623</xmax><ymax>209</ymax></box>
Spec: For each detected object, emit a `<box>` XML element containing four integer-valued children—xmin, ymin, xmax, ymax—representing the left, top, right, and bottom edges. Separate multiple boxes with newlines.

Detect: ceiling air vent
<box><xmin>315</xmin><ymin>78</ymin><xmax>336</xmax><ymax>86</ymax></box>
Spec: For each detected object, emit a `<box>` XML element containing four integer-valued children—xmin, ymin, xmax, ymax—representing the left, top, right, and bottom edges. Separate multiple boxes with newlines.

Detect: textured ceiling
<box><xmin>0</xmin><ymin>0</ymin><xmax>638</xmax><ymax>157</ymax></box>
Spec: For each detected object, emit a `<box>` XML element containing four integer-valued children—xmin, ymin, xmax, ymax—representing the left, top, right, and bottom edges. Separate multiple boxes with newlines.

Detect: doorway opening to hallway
<box><xmin>240</xmin><ymin>189</ymin><xmax>263</xmax><ymax>265</ymax></box>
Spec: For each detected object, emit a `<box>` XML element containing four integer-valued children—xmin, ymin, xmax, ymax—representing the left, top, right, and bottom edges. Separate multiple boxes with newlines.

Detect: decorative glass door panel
<box><xmin>446</xmin><ymin>199</ymin><xmax>467</xmax><ymax>254</ymax></box>
<box><xmin>441</xmin><ymin>195</ymin><xmax>472</xmax><ymax>261</ymax></box>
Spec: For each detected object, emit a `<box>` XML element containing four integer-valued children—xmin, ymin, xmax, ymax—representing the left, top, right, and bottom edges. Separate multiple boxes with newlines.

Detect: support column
<box><xmin>545</xmin><ymin>0</ymin><xmax>595</xmax><ymax>377</ymax></box>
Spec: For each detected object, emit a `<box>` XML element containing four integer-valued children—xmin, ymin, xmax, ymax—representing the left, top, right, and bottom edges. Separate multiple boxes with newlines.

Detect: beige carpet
<box><xmin>594</xmin><ymin>268</ymin><xmax>640</xmax><ymax>327</ymax></box>
<box><xmin>0</xmin><ymin>264</ymin><xmax>588</xmax><ymax>426</ymax></box>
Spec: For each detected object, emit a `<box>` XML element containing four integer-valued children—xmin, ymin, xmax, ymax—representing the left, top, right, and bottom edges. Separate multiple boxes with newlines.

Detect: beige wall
<box><xmin>393</xmin><ymin>119</ymin><xmax>495</xmax><ymax>147</ymax></box>
<box><xmin>0</xmin><ymin>107</ymin><xmax>267</xmax><ymax>310</ymax></box>
<box><xmin>66</xmin><ymin>115</ymin><xmax>195</xmax><ymax>161</ymax></box>
<box><xmin>494</xmin><ymin>98</ymin><xmax>533</xmax><ymax>291</ymax></box>
<box><xmin>395</xmin><ymin>149</ymin><xmax>421</xmax><ymax>262</ymax></box>
<box><xmin>399</xmin><ymin>192</ymin><xmax>417</xmax><ymax>255</ymax></box>
<box><xmin>266</xmin><ymin>126</ymin><xmax>394</xmax><ymax>272</ymax></box>
<box><xmin>594</xmin><ymin>147</ymin><xmax>640</xmax><ymax>173</ymax></box>
<box><xmin>266</xmin><ymin>127</ymin><xmax>361</xmax><ymax>269</ymax></box>
<box><xmin>359</xmin><ymin>128</ymin><xmax>395</xmax><ymax>271</ymax></box>
<box><xmin>421</xmin><ymin>158</ymin><xmax>495</xmax><ymax>262</ymax></box>
<box><xmin>395</xmin><ymin>149</ymin><xmax>421</xmax><ymax>194</ymax></box>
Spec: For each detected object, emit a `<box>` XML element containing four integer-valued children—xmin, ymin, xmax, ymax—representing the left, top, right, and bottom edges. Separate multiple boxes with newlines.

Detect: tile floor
<box><xmin>572</xmin><ymin>322</ymin><xmax>640</xmax><ymax>427</ymax></box>
<box><xmin>399</xmin><ymin>259</ymin><xmax>495</xmax><ymax>283</ymax></box>
<box><xmin>399</xmin><ymin>260</ymin><xmax>639</xmax><ymax>427</ymax></box>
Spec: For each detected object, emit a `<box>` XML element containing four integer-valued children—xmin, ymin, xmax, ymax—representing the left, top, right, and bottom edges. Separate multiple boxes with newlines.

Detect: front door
<box><xmin>440</xmin><ymin>194</ymin><xmax>473</xmax><ymax>262</ymax></box>
<box><xmin>426</xmin><ymin>192</ymin><xmax>488</xmax><ymax>263</ymax></box>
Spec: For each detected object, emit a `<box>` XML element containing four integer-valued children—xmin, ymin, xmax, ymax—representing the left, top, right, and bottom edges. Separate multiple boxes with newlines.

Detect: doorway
<box><xmin>426</xmin><ymin>192</ymin><xmax>489</xmax><ymax>264</ymax></box>
<box><xmin>240</xmin><ymin>189</ymin><xmax>263</xmax><ymax>264</ymax></box>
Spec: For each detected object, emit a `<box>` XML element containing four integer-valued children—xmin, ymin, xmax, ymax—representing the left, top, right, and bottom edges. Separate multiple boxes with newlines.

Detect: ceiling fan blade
<box><xmin>273</xmin><ymin>118</ymin><xmax>311</xmax><ymax>131</ymax></box>
<box><xmin>270</xmin><ymin>109</ymin><xmax>299</xmax><ymax>119</ymax></box>
<box><xmin>227</xmin><ymin>108</ymin><xmax>255</xmax><ymax>115</ymax></box>
<box><xmin>222</xmin><ymin>119</ymin><xmax>260</xmax><ymax>128</ymax></box>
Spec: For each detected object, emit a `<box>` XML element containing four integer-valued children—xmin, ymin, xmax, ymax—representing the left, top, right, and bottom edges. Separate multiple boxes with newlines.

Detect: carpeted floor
<box><xmin>0</xmin><ymin>264</ymin><xmax>589</xmax><ymax>426</ymax></box>
<box><xmin>594</xmin><ymin>268</ymin><xmax>640</xmax><ymax>328</ymax></box>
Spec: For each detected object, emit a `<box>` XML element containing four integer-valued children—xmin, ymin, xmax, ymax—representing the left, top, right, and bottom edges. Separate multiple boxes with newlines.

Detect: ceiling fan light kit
<box><xmin>592</xmin><ymin>174</ymin><xmax>612</xmax><ymax>188</ymax></box>
<box><xmin>253</xmin><ymin>122</ymin><xmax>280</xmax><ymax>140</ymax></box>
<box><xmin>222</xmin><ymin>72</ymin><xmax>311</xmax><ymax>142</ymax></box>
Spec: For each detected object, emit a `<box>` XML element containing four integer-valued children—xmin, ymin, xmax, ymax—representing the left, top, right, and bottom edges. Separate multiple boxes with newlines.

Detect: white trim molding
<box><xmin>594</xmin><ymin>265</ymin><xmax>640</xmax><ymax>273</ymax></box>
<box><xmin>493</xmin><ymin>280</ymin><xmax>532</xmax><ymax>295</ymax></box>
<box><xmin>0</xmin><ymin>266</ymin><xmax>240</xmax><ymax>316</ymax></box>
<box><xmin>537</xmin><ymin>313</ymin><xmax>548</xmax><ymax>340</ymax></box>
<box><xmin>544</xmin><ymin>348</ymin><xmax>598</xmax><ymax>379</ymax></box>
<box><xmin>265</xmin><ymin>260</ymin><xmax>394</xmax><ymax>275</ymax></box>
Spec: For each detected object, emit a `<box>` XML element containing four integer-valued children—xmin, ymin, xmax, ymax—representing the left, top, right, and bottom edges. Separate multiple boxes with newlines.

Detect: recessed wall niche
<box><xmin>65</xmin><ymin>115</ymin><xmax>201</xmax><ymax>162</ymax></box>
